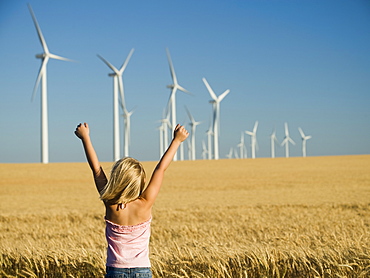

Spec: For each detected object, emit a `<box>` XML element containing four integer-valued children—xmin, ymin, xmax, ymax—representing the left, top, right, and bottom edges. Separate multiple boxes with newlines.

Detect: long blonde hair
<box><xmin>100</xmin><ymin>157</ymin><xmax>147</xmax><ymax>205</ymax></box>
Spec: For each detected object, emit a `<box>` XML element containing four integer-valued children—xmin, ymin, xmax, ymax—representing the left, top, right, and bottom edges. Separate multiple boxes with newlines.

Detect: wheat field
<box><xmin>0</xmin><ymin>155</ymin><xmax>369</xmax><ymax>277</ymax></box>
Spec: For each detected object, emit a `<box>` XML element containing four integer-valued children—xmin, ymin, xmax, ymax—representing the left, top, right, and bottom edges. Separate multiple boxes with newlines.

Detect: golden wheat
<box><xmin>0</xmin><ymin>155</ymin><xmax>369</xmax><ymax>277</ymax></box>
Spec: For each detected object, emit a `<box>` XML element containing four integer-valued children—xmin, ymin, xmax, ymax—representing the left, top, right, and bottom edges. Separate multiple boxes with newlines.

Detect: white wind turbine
<box><xmin>281</xmin><ymin>123</ymin><xmax>295</xmax><ymax>158</ymax></box>
<box><xmin>270</xmin><ymin>130</ymin><xmax>279</xmax><ymax>158</ymax></box>
<box><xmin>97</xmin><ymin>49</ymin><xmax>134</xmax><ymax>161</ymax></box>
<box><xmin>28</xmin><ymin>4</ymin><xmax>73</xmax><ymax>164</ymax></box>
<box><xmin>206</xmin><ymin>121</ymin><xmax>213</xmax><ymax>160</ymax></box>
<box><xmin>226</xmin><ymin>148</ymin><xmax>233</xmax><ymax>159</ymax></box>
<box><xmin>185</xmin><ymin>107</ymin><xmax>201</xmax><ymax>161</ymax></box>
<box><xmin>298</xmin><ymin>127</ymin><xmax>312</xmax><ymax>157</ymax></box>
<box><xmin>187</xmin><ymin>140</ymin><xmax>192</xmax><ymax>161</ymax></box>
<box><xmin>202</xmin><ymin>78</ymin><xmax>230</xmax><ymax>160</ymax></box>
<box><xmin>237</xmin><ymin>132</ymin><xmax>247</xmax><ymax>159</ymax></box>
<box><xmin>157</xmin><ymin>124</ymin><xmax>164</xmax><ymax>157</ymax></box>
<box><xmin>201</xmin><ymin>141</ymin><xmax>208</xmax><ymax>160</ymax></box>
<box><xmin>159</xmin><ymin>109</ymin><xmax>172</xmax><ymax>157</ymax></box>
<box><xmin>245</xmin><ymin>121</ymin><xmax>259</xmax><ymax>159</ymax></box>
<box><xmin>121</xmin><ymin>106</ymin><xmax>135</xmax><ymax>157</ymax></box>
<box><xmin>166</xmin><ymin>48</ymin><xmax>191</xmax><ymax>161</ymax></box>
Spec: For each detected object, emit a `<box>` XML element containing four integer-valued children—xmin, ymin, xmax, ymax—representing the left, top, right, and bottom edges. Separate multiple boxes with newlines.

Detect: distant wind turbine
<box><xmin>206</xmin><ymin>120</ymin><xmax>213</xmax><ymax>160</ymax></box>
<box><xmin>121</xmin><ymin>106</ymin><xmax>135</xmax><ymax>157</ymax></box>
<box><xmin>157</xmin><ymin>124</ymin><xmax>164</xmax><ymax>157</ymax></box>
<box><xmin>226</xmin><ymin>147</ymin><xmax>233</xmax><ymax>159</ymax></box>
<box><xmin>97</xmin><ymin>48</ymin><xmax>134</xmax><ymax>161</ymax></box>
<box><xmin>237</xmin><ymin>132</ymin><xmax>247</xmax><ymax>159</ymax></box>
<box><xmin>187</xmin><ymin>140</ymin><xmax>192</xmax><ymax>161</ymax></box>
<box><xmin>185</xmin><ymin>107</ymin><xmax>201</xmax><ymax>161</ymax></box>
<box><xmin>201</xmin><ymin>141</ymin><xmax>208</xmax><ymax>160</ymax></box>
<box><xmin>202</xmin><ymin>78</ymin><xmax>230</xmax><ymax>160</ymax></box>
<box><xmin>28</xmin><ymin>4</ymin><xmax>73</xmax><ymax>164</ymax></box>
<box><xmin>270</xmin><ymin>130</ymin><xmax>279</xmax><ymax>158</ymax></box>
<box><xmin>298</xmin><ymin>127</ymin><xmax>312</xmax><ymax>157</ymax></box>
<box><xmin>166</xmin><ymin>48</ymin><xmax>191</xmax><ymax>161</ymax></box>
<box><xmin>281</xmin><ymin>123</ymin><xmax>295</xmax><ymax>158</ymax></box>
<box><xmin>245</xmin><ymin>121</ymin><xmax>259</xmax><ymax>159</ymax></box>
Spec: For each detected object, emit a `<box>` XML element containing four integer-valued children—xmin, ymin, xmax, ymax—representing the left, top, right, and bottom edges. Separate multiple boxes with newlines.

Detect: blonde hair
<box><xmin>100</xmin><ymin>157</ymin><xmax>147</xmax><ymax>205</ymax></box>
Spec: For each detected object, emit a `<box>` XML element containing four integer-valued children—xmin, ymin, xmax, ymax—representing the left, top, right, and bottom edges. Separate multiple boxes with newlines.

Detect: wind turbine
<box><xmin>245</xmin><ymin>121</ymin><xmax>259</xmax><ymax>159</ymax></box>
<box><xmin>28</xmin><ymin>4</ymin><xmax>73</xmax><ymax>164</ymax></box>
<box><xmin>281</xmin><ymin>123</ymin><xmax>295</xmax><ymax>158</ymax></box>
<box><xmin>185</xmin><ymin>107</ymin><xmax>201</xmax><ymax>161</ymax></box>
<box><xmin>186</xmin><ymin>140</ymin><xmax>192</xmax><ymax>161</ymax></box>
<box><xmin>226</xmin><ymin>148</ymin><xmax>233</xmax><ymax>159</ymax></box>
<box><xmin>237</xmin><ymin>132</ymin><xmax>247</xmax><ymax>159</ymax></box>
<box><xmin>159</xmin><ymin>109</ymin><xmax>172</xmax><ymax>157</ymax></box>
<box><xmin>121</xmin><ymin>106</ymin><xmax>135</xmax><ymax>157</ymax></box>
<box><xmin>270</xmin><ymin>130</ymin><xmax>279</xmax><ymax>158</ymax></box>
<box><xmin>206</xmin><ymin>121</ymin><xmax>213</xmax><ymax>160</ymax></box>
<box><xmin>165</xmin><ymin>48</ymin><xmax>191</xmax><ymax>161</ymax></box>
<box><xmin>201</xmin><ymin>141</ymin><xmax>208</xmax><ymax>160</ymax></box>
<box><xmin>202</xmin><ymin>78</ymin><xmax>230</xmax><ymax>160</ymax></box>
<box><xmin>97</xmin><ymin>48</ymin><xmax>134</xmax><ymax>161</ymax></box>
<box><xmin>298</xmin><ymin>127</ymin><xmax>312</xmax><ymax>157</ymax></box>
<box><xmin>157</xmin><ymin>124</ymin><xmax>164</xmax><ymax>157</ymax></box>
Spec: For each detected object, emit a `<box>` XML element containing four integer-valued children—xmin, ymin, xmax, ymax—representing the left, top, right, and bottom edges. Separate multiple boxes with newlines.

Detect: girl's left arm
<box><xmin>75</xmin><ymin>123</ymin><xmax>107</xmax><ymax>194</ymax></box>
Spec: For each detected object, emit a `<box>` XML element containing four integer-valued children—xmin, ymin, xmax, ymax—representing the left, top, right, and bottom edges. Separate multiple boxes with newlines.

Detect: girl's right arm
<box><xmin>75</xmin><ymin>123</ymin><xmax>107</xmax><ymax>194</ymax></box>
<box><xmin>141</xmin><ymin>124</ymin><xmax>189</xmax><ymax>206</ymax></box>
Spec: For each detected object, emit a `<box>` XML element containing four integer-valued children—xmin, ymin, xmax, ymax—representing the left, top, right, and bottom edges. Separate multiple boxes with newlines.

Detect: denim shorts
<box><xmin>105</xmin><ymin>266</ymin><xmax>152</xmax><ymax>278</ymax></box>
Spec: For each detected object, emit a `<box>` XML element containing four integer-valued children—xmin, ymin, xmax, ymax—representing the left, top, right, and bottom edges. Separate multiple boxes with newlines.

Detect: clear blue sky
<box><xmin>1</xmin><ymin>0</ymin><xmax>369</xmax><ymax>163</ymax></box>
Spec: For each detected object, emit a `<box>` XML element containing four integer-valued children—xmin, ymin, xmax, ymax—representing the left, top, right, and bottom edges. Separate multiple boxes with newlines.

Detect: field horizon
<box><xmin>1</xmin><ymin>155</ymin><xmax>369</xmax><ymax>277</ymax></box>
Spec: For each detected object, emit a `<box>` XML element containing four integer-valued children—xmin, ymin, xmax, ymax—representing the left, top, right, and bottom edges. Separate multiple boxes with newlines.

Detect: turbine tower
<box><xmin>245</xmin><ymin>121</ymin><xmax>259</xmax><ymax>159</ymax></box>
<box><xmin>97</xmin><ymin>49</ymin><xmax>134</xmax><ymax>161</ymax></box>
<box><xmin>185</xmin><ymin>107</ymin><xmax>201</xmax><ymax>161</ymax></box>
<box><xmin>281</xmin><ymin>123</ymin><xmax>295</xmax><ymax>158</ymax></box>
<box><xmin>202</xmin><ymin>78</ymin><xmax>230</xmax><ymax>160</ymax></box>
<box><xmin>298</xmin><ymin>127</ymin><xmax>312</xmax><ymax>157</ymax></box>
<box><xmin>28</xmin><ymin>4</ymin><xmax>73</xmax><ymax>164</ymax></box>
<box><xmin>270</xmin><ymin>130</ymin><xmax>279</xmax><ymax>158</ymax></box>
<box><xmin>166</xmin><ymin>48</ymin><xmax>191</xmax><ymax>161</ymax></box>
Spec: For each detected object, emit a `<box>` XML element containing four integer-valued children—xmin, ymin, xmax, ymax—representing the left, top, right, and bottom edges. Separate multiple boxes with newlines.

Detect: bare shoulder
<box><xmin>104</xmin><ymin>199</ymin><xmax>152</xmax><ymax>226</ymax></box>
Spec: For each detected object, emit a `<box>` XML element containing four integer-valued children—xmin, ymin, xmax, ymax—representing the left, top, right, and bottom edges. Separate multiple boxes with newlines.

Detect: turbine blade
<box><xmin>31</xmin><ymin>57</ymin><xmax>49</xmax><ymax>101</ymax></box>
<box><xmin>281</xmin><ymin>138</ymin><xmax>288</xmax><ymax>146</ymax></box>
<box><xmin>218</xmin><ymin>89</ymin><xmax>230</xmax><ymax>102</ymax></box>
<box><xmin>48</xmin><ymin>53</ymin><xmax>74</xmax><ymax>62</ymax></box>
<box><xmin>120</xmin><ymin>48</ymin><xmax>134</xmax><ymax>74</ymax></box>
<box><xmin>97</xmin><ymin>54</ymin><xmax>119</xmax><ymax>75</ymax></box>
<box><xmin>177</xmin><ymin>84</ymin><xmax>192</xmax><ymax>95</ymax></box>
<box><xmin>28</xmin><ymin>4</ymin><xmax>49</xmax><ymax>54</ymax></box>
<box><xmin>298</xmin><ymin>127</ymin><xmax>305</xmax><ymax>138</ymax></box>
<box><xmin>253</xmin><ymin>121</ymin><xmax>259</xmax><ymax>133</ymax></box>
<box><xmin>289</xmin><ymin>137</ymin><xmax>296</xmax><ymax>145</ymax></box>
<box><xmin>202</xmin><ymin>78</ymin><xmax>218</xmax><ymax>101</ymax></box>
<box><xmin>118</xmin><ymin>77</ymin><xmax>126</xmax><ymax>109</ymax></box>
<box><xmin>285</xmin><ymin>123</ymin><xmax>289</xmax><ymax>136</ymax></box>
<box><xmin>166</xmin><ymin>48</ymin><xmax>177</xmax><ymax>84</ymax></box>
<box><xmin>185</xmin><ymin>106</ymin><xmax>195</xmax><ymax>123</ymax></box>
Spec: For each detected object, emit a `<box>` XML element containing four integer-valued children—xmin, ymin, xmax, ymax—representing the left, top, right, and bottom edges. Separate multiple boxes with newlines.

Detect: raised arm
<box><xmin>75</xmin><ymin>123</ymin><xmax>107</xmax><ymax>194</ymax></box>
<box><xmin>141</xmin><ymin>124</ymin><xmax>189</xmax><ymax>205</ymax></box>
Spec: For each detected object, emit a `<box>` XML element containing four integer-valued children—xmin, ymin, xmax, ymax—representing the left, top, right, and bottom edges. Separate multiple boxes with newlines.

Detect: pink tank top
<box><xmin>105</xmin><ymin>217</ymin><xmax>152</xmax><ymax>268</ymax></box>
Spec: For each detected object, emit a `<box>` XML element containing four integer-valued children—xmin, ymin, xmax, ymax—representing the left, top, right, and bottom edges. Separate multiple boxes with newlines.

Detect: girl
<box><xmin>75</xmin><ymin>122</ymin><xmax>189</xmax><ymax>278</ymax></box>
